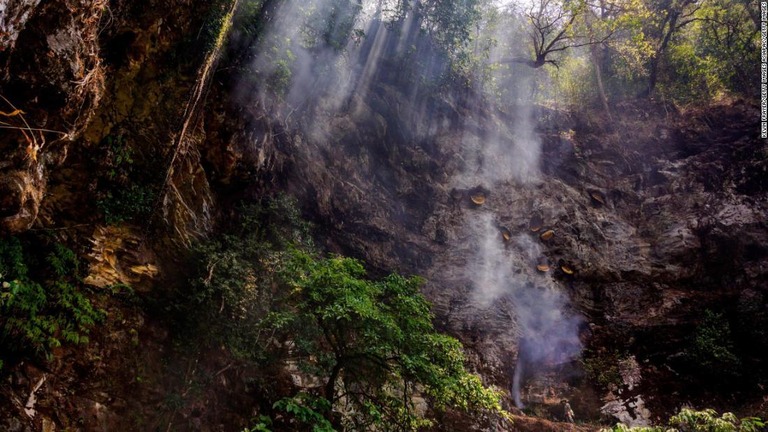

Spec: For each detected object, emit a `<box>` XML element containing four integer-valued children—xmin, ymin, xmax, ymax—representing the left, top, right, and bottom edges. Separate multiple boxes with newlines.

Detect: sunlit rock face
<box><xmin>210</xmin><ymin>5</ymin><xmax>585</xmax><ymax>410</ymax></box>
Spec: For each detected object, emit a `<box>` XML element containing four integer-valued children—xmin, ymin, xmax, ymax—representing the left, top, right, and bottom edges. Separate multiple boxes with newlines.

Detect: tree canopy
<box><xmin>276</xmin><ymin>250</ymin><xmax>504</xmax><ymax>429</ymax></box>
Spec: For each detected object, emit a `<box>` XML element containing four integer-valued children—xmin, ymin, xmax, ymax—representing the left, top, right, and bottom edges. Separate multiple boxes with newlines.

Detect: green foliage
<box><xmin>669</xmin><ymin>408</ymin><xmax>764</xmax><ymax>432</ymax></box>
<box><xmin>273</xmin><ymin>393</ymin><xmax>335</xmax><ymax>431</ymax></box>
<box><xmin>264</xmin><ymin>46</ymin><xmax>296</xmax><ymax>97</ymax></box>
<box><xmin>602</xmin><ymin>408</ymin><xmax>765</xmax><ymax>432</ymax></box>
<box><xmin>488</xmin><ymin>0</ymin><xmax>757</xmax><ymax>105</ymax></box>
<box><xmin>231</xmin><ymin>0</ymin><xmax>757</xmax><ymax>110</ymax></box>
<box><xmin>655</xmin><ymin>0</ymin><xmax>758</xmax><ymax>102</ymax></box>
<box><xmin>278</xmin><ymin>250</ymin><xmax>504</xmax><ymax>429</ymax></box>
<box><xmin>204</xmin><ymin>0</ymin><xmax>237</xmax><ymax>50</ymax></box>
<box><xmin>242</xmin><ymin>415</ymin><xmax>274</xmax><ymax>432</ymax></box>
<box><xmin>417</xmin><ymin>0</ymin><xmax>482</xmax><ymax>53</ymax></box>
<box><xmin>232</xmin><ymin>0</ymin><xmax>271</xmax><ymax>40</ymax></box>
<box><xmin>0</xmin><ymin>237</ymin><xmax>104</xmax><ymax>365</ymax></box>
<box><xmin>657</xmin><ymin>39</ymin><xmax>723</xmax><ymax>103</ymax></box>
<box><xmin>684</xmin><ymin>310</ymin><xmax>741</xmax><ymax>380</ymax></box>
<box><xmin>581</xmin><ymin>348</ymin><xmax>628</xmax><ymax>389</ymax></box>
<box><xmin>187</xmin><ymin>195</ymin><xmax>505</xmax><ymax>430</ymax></box>
<box><xmin>182</xmin><ymin>194</ymin><xmax>311</xmax><ymax>360</ymax></box>
<box><xmin>171</xmin><ymin>0</ymin><xmax>237</xmax><ymax>66</ymax></box>
<box><xmin>95</xmin><ymin>134</ymin><xmax>159</xmax><ymax>224</ymax></box>
<box><xmin>97</xmin><ymin>185</ymin><xmax>156</xmax><ymax>225</ymax></box>
<box><xmin>302</xmin><ymin>0</ymin><xmax>363</xmax><ymax>51</ymax></box>
<box><xmin>547</xmin><ymin>54</ymin><xmax>596</xmax><ymax>107</ymax></box>
<box><xmin>694</xmin><ymin>0</ymin><xmax>759</xmax><ymax>96</ymax></box>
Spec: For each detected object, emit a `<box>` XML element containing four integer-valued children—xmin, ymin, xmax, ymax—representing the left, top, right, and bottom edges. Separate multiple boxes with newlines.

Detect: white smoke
<box><xmin>468</xmin><ymin>215</ymin><xmax>581</xmax><ymax>364</ymax></box>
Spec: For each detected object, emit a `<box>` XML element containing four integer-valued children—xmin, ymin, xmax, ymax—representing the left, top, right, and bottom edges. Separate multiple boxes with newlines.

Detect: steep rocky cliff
<box><xmin>212</xmin><ymin>74</ymin><xmax>766</xmax><ymax>425</ymax></box>
<box><xmin>1</xmin><ymin>1</ymin><xmax>766</xmax><ymax>431</ymax></box>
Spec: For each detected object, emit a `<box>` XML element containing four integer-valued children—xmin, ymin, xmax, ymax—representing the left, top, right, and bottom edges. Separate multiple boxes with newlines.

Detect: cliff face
<box><xmin>1</xmin><ymin>1</ymin><xmax>767</xmax><ymax>431</ymax></box>
<box><xmin>220</xmin><ymin>79</ymin><xmax>766</xmax><ymax>423</ymax></box>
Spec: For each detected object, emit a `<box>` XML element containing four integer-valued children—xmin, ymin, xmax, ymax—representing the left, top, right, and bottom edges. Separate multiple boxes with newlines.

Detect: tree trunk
<box><xmin>591</xmin><ymin>44</ymin><xmax>612</xmax><ymax>120</ymax></box>
<box><xmin>643</xmin><ymin>11</ymin><xmax>679</xmax><ymax>97</ymax></box>
<box><xmin>325</xmin><ymin>362</ymin><xmax>342</xmax><ymax>404</ymax></box>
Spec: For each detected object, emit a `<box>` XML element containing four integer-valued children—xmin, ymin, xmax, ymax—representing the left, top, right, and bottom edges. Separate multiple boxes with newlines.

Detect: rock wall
<box><xmin>0</xmin><ymin>0</ymin><xmax>105</xmax><ymax>232</ymax></box>
<box><xmin>1</xmin><ymin>0</ymin><xmax>224</xmax><ymax>430</ymax></box>
<box><xmin>212</xmin><ymin>71</ymin><xmax>767</xmax><ymax>421</ymax></box>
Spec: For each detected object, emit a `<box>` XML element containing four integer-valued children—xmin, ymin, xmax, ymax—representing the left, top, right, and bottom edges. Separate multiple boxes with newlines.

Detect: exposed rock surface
<box><xmin>0</xmin><ymin>0</ymin><xmax>43</xmax><ymax>55</ymax></box>
<box><xmin>221</xmin><ymin>80</ymin><xmax>767</xmax><ymax>421</ymax></box>
<box><xmin>0</xmin><ymin>0</ymin><xmax>105</xmax><ymax>232</ymax></box>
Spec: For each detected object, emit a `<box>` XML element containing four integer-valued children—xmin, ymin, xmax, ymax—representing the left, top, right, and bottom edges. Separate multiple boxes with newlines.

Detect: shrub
<box><xmin>684</xmin><ymin>310</ymin><xmax>741</xmax><ymax>381</ymax></box>
<box><xmin>581</xmin><ymin>348</ymin><xmax>629</xmax><ymax>389</ymax></box>
<box><xmin>179</xmin><ymin>195</ymin><xmax>312</xmax><ymax>360</ymax></box>
<box><xmin>601</xmin><ymin>408</ymin><xmax>765</xmax><ymax>432</ymax></box>
<box><xmin>94</xmin><ymin>134</ymin><xmax>159</xmax><ymax>224</ymax></box>
<box><xmin>0</xmin><ymin>236</ymin><xmax>104</xmax><ymax>365</ymax></box>
<box><xmin>184</xmin><ymin>195</ymin><xmax>506</xmax><ymax>430</ymax></box>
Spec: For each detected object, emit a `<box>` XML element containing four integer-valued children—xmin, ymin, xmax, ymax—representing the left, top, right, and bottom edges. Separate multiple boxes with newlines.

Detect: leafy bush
<box><xmin>97</xmin><ymin>184</ymin><xmax>156</xmax><ymax>225</ymax></box>
<box><xmin>272</xmin><ymin>393</ymin><xmax>335</xmax><ymax>432</ymax></box>
<box><xmin>180</xmin><ymin>195</ymin><xmax>312</xmax><ymax>360</ymax></box>
<box><xmin>657</xmin><ymin>41</ymin><xmax>723</xmax><ymax>104</ymax></box>
<box><xmin>581</xmin><ymin>348</ymin><xmax>629</xmax><ymax>389</ymax></box>
<box><xmin>684</xmin><ymin>310</ymin><xmax>741</xmax><ymax>381</ymax></box>
<box><xmin>94</xmin><ymin>134</ymin><xmax>159</xmax><ymax>224</ymax></box>
<box><xmin>185</xmin><ymin>195</ymin><xmax>505</xmax><ymax>430</ymax></box>
<box><xmin>670</xmin><ymin>408</ymin><xmax>764</xmax><ymax>432</ymax></box>
<box><xmin>275</xmin><ymin>250</ymin><xmax>504</xmax><ymax>429</ymax></box>
<box><xmin>602</xmin><ymin>408</ymin><xmax>765</xmax><ymax>432</ymax></box>
<box><xmin>0</xmin><ymin>237</ymin><xmax>104</xmax><ymax>365</ymax></box>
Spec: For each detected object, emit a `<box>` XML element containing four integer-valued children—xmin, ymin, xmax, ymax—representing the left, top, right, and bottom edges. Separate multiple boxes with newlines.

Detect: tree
<box><xmin>187</xmin><ymin>198</ymin><xmax>505</xmax><ymax>430</ymax></box>
<box><xmin>497</xmin><ymin>0</ymin><xmax>615</xmax><ymax>69</ymax></box>
<box><xmin>366</xmin><ymin>0</ymin><xmax>482</xmax><ymax>56</ymax></box>
<box><xmin>690</xmin><ymin>0</ymin><xmax>759</xmax><ymax>96</ymax></box>
<box><xmin>276</xmin><ymin>250</ymin><xmax>504</xmax><ymax>429</ymax></box>
<box><xmin>581</xmin><ymin>0</ymin><xmax>651</xmax><ymax>115</ymax></box>
<box><xmin>640</xmin><ymin>0</ymin><xmax>703</xmax><ymax>96</ymax></box>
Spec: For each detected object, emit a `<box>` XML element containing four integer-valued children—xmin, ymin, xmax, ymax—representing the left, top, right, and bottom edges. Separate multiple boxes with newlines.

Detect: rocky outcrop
<box><xmin>0</xmin><ymin>0</ymin><xmax>42</xmax><ymax>54</ymax></box>
<box><xmin>0</xmin><ymin>0</ymin><xmax>105</xmax><ymax>232</ymax></box>
<box><xmin>1</xmin><ymin>0</ymin><xmax>224</xmax><ymax>430</ymax></box>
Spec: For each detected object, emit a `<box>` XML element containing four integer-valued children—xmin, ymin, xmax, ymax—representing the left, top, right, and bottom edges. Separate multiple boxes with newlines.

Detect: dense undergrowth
<box><xmin>0</xmin><ymin>235</ymin><xmax>104</xmax><ymax>369</ymax></box>
<box><xmin>602</xmin><ymin>408</ymin><xmax>765</xmax><ymax>432</ymax></box>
